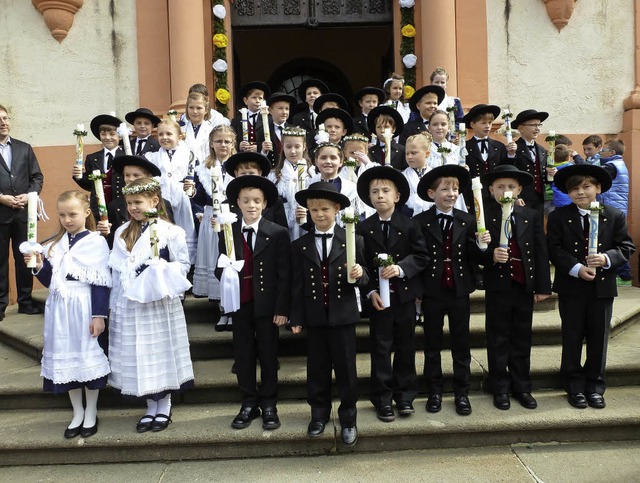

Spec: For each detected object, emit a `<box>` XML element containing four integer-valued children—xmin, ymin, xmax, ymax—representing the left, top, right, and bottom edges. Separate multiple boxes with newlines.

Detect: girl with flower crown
<box><xmin>383</xmin><ymin>73</ymin><xmax>411</xmax><ymax>123</ymax></box>
<box><xmin>109</xmin><ymin>177</ymin><xmax>194</xmax><ymax>433</ymax></box>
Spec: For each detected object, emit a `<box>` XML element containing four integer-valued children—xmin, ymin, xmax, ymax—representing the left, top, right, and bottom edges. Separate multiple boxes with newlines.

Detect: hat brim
<box><xmin>315</xmin><ymin>108</ymin><xmax>354</xmax><ymax>134</ymax></box>
<box><xmin>297</xmin><ymin>79</ymin><xmax>329</xmax><ymax>100</ymax></box>
<box><xmin>312</xmin><ymin>93</ymin><xmax>348</xmax><ymax>113</ymax></box>
<box><xmin>295</xmin><ymin>184</ymin><xmax>350</xmax><ymax>210</ymax></box>
<box><xmin>240</xmin><ymin>82</ymin><xmax>271</xmax><ymax>101</ymax></box>
<box><xmin>353</xmin><ymin>87</ymin><xmax>385</xmax><ymax>104</ymax></box>
<box><xmin>267</xmin><ymin>93</ymin><xmax>297</xmax><ymax>107</ymax></box>
<box><xmin>511</xmin><ymin>110</ymin><xmax>549</xmax><ymax>129</ymax></box>
<box><xmin>481</xmin><ymin>167</ymin><xmax>533</xmax><ymax>188</ymax></box>
<box><xmin>409</xmin><ymin>85</ymin><xmax>446</xmax><ymax>112</ymax></box>
<box><xmin>112</xmin><ymin>155</ymin><xmax>161</xmax><ymax>177</ymax></box>
<box><xmin>356</xmin><ymin>166</ymin><xmax>410</xmax><ymax>208</ymax></box>
<box><xmin>417</xmin><ymin>165</ymin><xmax>471</xmax><ymax>202</ymax></box>
<box><xmin>552</xmin><ymin>164</ymin><xmax>612</xmax><ymax>194</ymax></box>
<box><xmin>90</xmin><ymin>114</ymin><xmax>122</xmax><ymax>140</ymax></box>
<box><xmin>224</xmin><ymin>153</ymin><xmax>271</xmax><ymax>178</ymax></box>
<box><xmin>225</xmin><ymin>175</ymin><xmax>279</xmax><ymax>208</ymax></box>
<box><xmin>461</xmin><ymin>105</ymin><xmax>501</xmax><ymax>125</ymax></box>
<box><xmin>125</xmin><ymin>110</ymin><xmax>161</xmax><ymax>127</ymax></box>
<box><xmin>367</xmin><ymin>106</ymin><xmax>404</xmax><ymax>137</ymax></box>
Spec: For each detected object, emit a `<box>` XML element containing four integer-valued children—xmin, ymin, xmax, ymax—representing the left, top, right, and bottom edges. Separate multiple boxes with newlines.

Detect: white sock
<box><xmin>155</xmin><ymin>394</ymin><xmax>172</xmax><ymax>421</ymax></box>
<box><xmin>68</xmin><ymin>388</ymin><xmax>84</xmax><ymax>428</ymax></box>
<box><xmin>83</xmin><ymin>388</ymin><xmax>99</xmax><ymax>428</ymax></box>
<box><xmin>142</xmin><ymin>399</ymin><xmax>158</xmax><ymax>422</ymax></box>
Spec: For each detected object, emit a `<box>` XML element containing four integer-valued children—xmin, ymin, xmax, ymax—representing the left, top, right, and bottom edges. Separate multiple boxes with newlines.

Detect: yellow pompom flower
<box><xmin>216</xmin><ymin>88</ymin><xmax>231</xmax><ymax>105</ymax></box>
<box><xmin>401</xmin><ymin>24</ymin><xmax>416</xmax><ymax>38</ymax></box>
<box><xmin>213</xmin><ymin>33</ymin><xmax>228</xmax><ymax>48</ymax></box>
<box><xmin>404</xmin><ymin>85</ymin><xmax>415</xmax><ymax>99</ymax></box>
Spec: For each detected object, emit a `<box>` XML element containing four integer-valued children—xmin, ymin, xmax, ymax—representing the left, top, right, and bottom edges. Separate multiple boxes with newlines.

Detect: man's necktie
<box><xmin>242</xmin><ymin>227</ymin><xmax>255</xmax><ymax>253</ymax></box>
<box><xmin>437</xmin><ymin>213</ymin><xmax>453</xmax><ymax>233</ymax></box>
<box><xmin>315</xmin><ymin>233</ymin><xmax>333</xmax><ymax>262</ymax></box>
<box><xmin>136</xmin><ymin>139</ymin><xmax>147</xmax><ymax>155</ymax></box>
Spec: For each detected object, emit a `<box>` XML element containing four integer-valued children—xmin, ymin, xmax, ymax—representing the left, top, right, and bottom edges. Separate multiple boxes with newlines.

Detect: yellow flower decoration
<box><xmin>213</xmin><ymin>33</ymin><xmax>228</xmax><ymax>48</ymax></box>
<box><xmin>401</xmin><ymin>24</ymin><xmax>416</xmax><ymax>38</ymax></box>
<box><xmin>216</xmin><ymin>88</ymin><xmax>231</xmax><ymax>105</ymax></box>
<box><xmin>404</xmin><ymin>85</ymin><xmax>415</xmax><ymax>100</ymax></box>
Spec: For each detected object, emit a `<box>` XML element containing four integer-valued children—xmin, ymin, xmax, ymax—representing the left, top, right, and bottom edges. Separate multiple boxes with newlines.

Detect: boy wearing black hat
<box><xmin>352</xmin><ymin>87</ymin><xmax>385</xmax><ymax>137</ymax></box>
<box><xmin>260</xmin><ymin>92</ymin><xmax>296</xmax><ymax>166</ymax></box>
<box><xmin>414</xmin><ymin>165</ymin><xmax>490</xmax><ymax>416</ymax></box>
<box><xmin>547</xmin><ymin>165</ymin><xmax>634</xmax><ymax>410</ymax></box>
<box><xmin>215</xmin><ymin>175</ymin><xmax>291</xmax><ymax>430</ymax></box>
<box><xmin>480</xmin><ymin>165</ymin><xmax>551</xmax><ymax>411</ymax></box>
<box><xmin>398</xmin><ymin>85</ymin><xmax>445</xmax><ymax>145</ymax></box>
<box><xmin>230</xmin><ymin>81</ymin><xmax>271</xmax><ymax>153</ymax></box>
<box><xmin>125</xmin><ymin>108</ymin><xmax>161</xmax><ymax>156</ymax></box>
<box><xmin>315</xmin><ymin>108</ymin><xmax>354</xmax><ymax>145</ymax></box>
<box><xmin>291</xmin><ymin>79</ymin><xmax>329</xmax><ymax>152</ymax></box>
<box><xmin>290</xmin><ymin>182</ymin><xmax>368</xmax><ymax>446</ymax></box>
<box><xmin>367</xmin><ymin>106</ymin><xmax>406</xmax><ymax>170</ymax></box>
<box><xmin>356</xmin><ymin>166</ymin><xmax>428</xmax><ymax>422</ymax></box>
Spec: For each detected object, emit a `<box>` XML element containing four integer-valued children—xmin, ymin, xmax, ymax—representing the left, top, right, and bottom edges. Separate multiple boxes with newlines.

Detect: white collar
<box><xmin>242</xmin><ymin>217</ymin><xmax>261</xmax><ymax>232</ymax></box>
<box><xmin>577</xmin><ymin>206</ymin><xmax>590</xmax><ymax>216</ymax></box>
<box><xmin>315</xmin><ymin>225</ymin><xmax>335</xmax><ymax>236</ymax></box>
<box><xmin>103</xmin><ymin>147</ymin><xmax>118</xmax><ymax>156</ymax></box>
<box><xmin>436</xmin><ymin>208</ymin><xmax>453</xmax><ymax>216</ymax></box>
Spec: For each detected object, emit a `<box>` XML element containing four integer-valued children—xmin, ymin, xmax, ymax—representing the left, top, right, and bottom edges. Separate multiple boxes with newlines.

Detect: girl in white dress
<box><xmin>182</xmin><ymin>91</ymin><xmax>215</xmax><ymax>165</ymax></box>
<box><xmin>403</xmin><ymin>132</ymin><xmax>434</xmax><ymax>216</ymax></box>
<box><xmin>27</xmin><ymin>191</ymin><xmax>111</xmax><ymax>439</ymax></box>
<box><xmin>383</xmin><ymin>73</ymin><xmax>411</xmax><ymax>123</ymax></box>
<box><xmin>109</xmin><ymin>177</ymin><xmax>194</xmax><ymax>433</ymax></box>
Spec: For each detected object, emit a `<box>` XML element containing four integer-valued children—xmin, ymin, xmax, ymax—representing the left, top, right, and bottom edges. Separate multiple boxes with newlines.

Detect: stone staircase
<box><xmin>0</xmin><ymin>287</ymin><xmax>639</xmax><ymax>466</ymax></box>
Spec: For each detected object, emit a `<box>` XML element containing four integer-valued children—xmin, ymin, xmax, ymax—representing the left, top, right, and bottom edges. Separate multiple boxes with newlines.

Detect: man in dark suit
<box><xmin>0</xmin><ymin>105</ymin><xmax>44</xmax><ymax>319</ymax></box>
<box><xmin>125</xmin><ymin>108</ymin><xmax>161</xmax><ymax>156</ymax></box>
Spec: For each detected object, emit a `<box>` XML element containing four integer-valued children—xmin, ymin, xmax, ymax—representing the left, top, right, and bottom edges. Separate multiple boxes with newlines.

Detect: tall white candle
<box><xmin>503</xmin><ymin>109</ymin><xmax>513</xmax><ymax>144</ymax></box>
<box><xmin>498</xmin><ymin>191</ymin><xmax>514</xmax><ymax>249</ymax></box>
<box><xmin>239</xmin><ymin>108</ymin><xmax>249</xmax><ymax>142</ymax></box>
<box><xmin>117</xmin><ymin>122</ymin><xmax>132</xmax><ymax>155</ymax></box>
<box><xmin>344</xmin><ymin>207</ymin><xmax>356</xmax><ymax>283</ymax></box>
<box><xmin>211</xmin><ymin>165</ymin><xmax>222</xmax><ymax>233</ymax></box>
<box><xmin>377</xmin><ymin>253</ymin><xmax>391</xmax><ymax>308</ymax></box>
<box><xmin>296</xmin><ymin>162</ymin><xmax>306</xmax><ymax>226</ymax></box>
<box><xmin>91</xmin><ymin>170</ymin><xmax>109</xmax><ymax>225</ymax></box>
<box><xmin>383</xmin><ymin>128</ymin><xmax>392</xmax><ymax>166</ymax></box>
<box><xmin>588</xmin><ymin>201</ymin><xmax>600</xmax><ymax>257</ymax></box>
<box><xmin>221</xmin><ymin>204</ymin><xmax>235</xmax><ymax>261</ymax></box>
<box><xmin>26</xmin><ymin>192</ymin><xmax>38</xmax><ymax>268</ymax></box>
<box><xmin>73</xmin><ymin>123</ymin><xmax>86</xmax><ymax>180</ymax></box>
<box><xmin>471</xmin><ymin>177</ymin><xmax>487</xmax><ymax>250</ymax></box>
<box><xmin>260</xmin><ymin>102</ymin><xmax>271</xmax><ymax>143</ymax></box>
<box><xmin>148</xmin><ymin>212</ymin><xmax>159</xmax><ymax>259</ymax></box>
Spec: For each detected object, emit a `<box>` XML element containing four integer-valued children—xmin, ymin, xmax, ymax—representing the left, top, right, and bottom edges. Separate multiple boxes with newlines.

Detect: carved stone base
<box><xmin>32</xmin><ymin>0</ymin><xmax>84</xmax><ymax>43</ymax></box>
<box><xmin>543</xmin><ymin>0</ymin><xmax>577</xmax><ymax>32</ymax></box>
<box><xmin>624</xmin><ymin>88</ymin><xmax>640</xmax><ymax>111</ymax></box>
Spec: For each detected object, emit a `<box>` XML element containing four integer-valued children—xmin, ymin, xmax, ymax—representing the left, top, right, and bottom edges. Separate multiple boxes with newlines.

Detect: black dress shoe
<box><xmin>18</xmin><ymin>304</ymin><xmax>44</xmax><ymax>315</ymax></box>
<box><xmin>568</xmin><ymin>393</ymin><xmax>588</xmax><ymax>409</ymax></box>
<box><xmin>397</xmin><ymin>401</ymin><xmax>415</xmax><ymax>416</ymax></box>
<box><xmin>513</xmin><ymin>392</ymin><xmax>537</xmax><ymax>409</ymax></box>
<box><xmin>493</xmin><ymin>393</ymin><xmax>511</xmax><ymax>410</ymax></box>
<box><xmin>136</xmin><ymin>414</ymin><xmax>155</xmax><ymax>433</ymax></box>
<box><xmin>376</xmin><ymin>405</ymin><xmax>395</xmax><ymax>422</ymax></box>
<box><xmin>231</xmin><ymin>406</ymin><xmax>261</xmax><ymax>429</ymax></box>
<box><xmin>307</xmin><ymin>420</ymin><xmax>326</xmax><ymax>437</ymax></box>
<box><xmin>151</xmin><ymin>413</ymin><xmax>172</xmax><ymax>432</ymax></box>
<box><xmin>64</xmin><ymin>423</ymin><xmax>83</xmax><ymax>439</ymax></box>
<box><xmin>426</xmin><ymin>394</ymin><xmax>442</xmax><ymax>413</ymax></box>
<box><xmin>587</xmin><ymin>393</ymin><xmax>606</xmax><ymax>409</ymax></box>
<box><xmin>341</xmin><ymin>426</ymin><xmax>358</xmax><ymax>446</ymax></box>
<box><xmin>261</xmin><ymin>408</ymin><xmax>281</xmax><ymax>430</ymax></box>
<box><xmin>454</xmin><ymin>395</ymin><xmax>472</xmax><ymax>416</ymax></box>
<box><xmin>80</xmin><ymin>418</ymin><xmax>98</xmax><ymax>438</ymax></box>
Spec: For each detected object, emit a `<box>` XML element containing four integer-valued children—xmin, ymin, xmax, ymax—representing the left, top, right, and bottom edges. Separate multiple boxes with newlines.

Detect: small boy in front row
<box><xmin>414</xmin><ymin>165</ymin><xmax>490</xmax><ymax>416</ymax></box>
<box><xmin>290</xmin><ymin>182</ymin><xmax>368</xmax><ymax>447</ymax></box>
<box><xmin>481</xmin><ymin>165</ymin><xmax>551</xmax><ymax>411</ymax></box>
<box><xmin>215</xmin><ymin>175</ymin><xmax>291</xmax><ymax>430</ymax></box>
<box><xmin>356</xmin><ymin>167</ymin><xmax>428</xmax><ymax>422</ymax></box>
<box><xmin>547</xmin><ymin>165</ymin><xmax>634</xmax><ymax>409</ymax></box>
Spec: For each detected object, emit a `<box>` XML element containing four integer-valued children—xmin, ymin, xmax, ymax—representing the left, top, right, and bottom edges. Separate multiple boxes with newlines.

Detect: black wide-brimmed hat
<box><xmin>409</xmin><ymin>85</ymin><xmax>445</xmax><ymax>112</ymax></box>
<box><xmin>417</xmin><ymin>165</ymin><xmax>471</xmax><ymax>202</ymax></box>
<box><xmin>353</xmin><ymin>87</ymin><xmax>385</xmax><ymax>104</ymax></box>
<box><xmin>295</xmin><ymin>181</ymin><xmax>351</xmax><ymax>209</ymax></box>
<box><xmin>357</xmin><ymin>166</ymin><xmax>410</xmax><ymax>208</ymax></box>
<box><xmin>125</xmin><ymin>108</ymin><xmax>161</xmax><ymax>127</ymax></box>
<box><xmin>225</xmin><ymin>174</ymin><xmax>279</xmax><ymax>208</ymax></box>
<box><xmin>313</xmin><ymin>93</ymin><xmax>348</xmax><ymax>114</ymax></box>
<box><xmin>90</xmin><ymin>114</ymin><xmax>122</xmax><ymax>140</ymax></box>
<box><xmin>461</xmin><ymin>104</ymin><xmax>501</xmax><ymax>125</ymax></box>
<box><xmin>315</xmin><ymin>108</ymin><xmax>354</xmax><ymax>134</ymax></box>
<box><xmin>366</xmin><ymin>105</ymin><xmax>405</xmax><ymax>137</ymax></box>
<box><xmin>112</xmin><ymin>155</ymin><xmax>161</xmax><ymax>177</ymax></box>
<box><xmin>224</xmin><ymin>152</ymin><xmax>271</xmax><ymax>178</ymax></box>
<box><xmin>511</xmin><ymin>109</ymin><xmax>549</xmax><ymax>129</ymax></box>
<box><xmin>552</xmin><ymin>164</ymin><xmax>612</xmax><ymax>194</ymax></box>
<box><xmin>297</xmin><ymin>78</ymin><xmax>329</xmax><ymax>100</ymax></box>
<box><xmin>266</xmin><ymin>92</ymin><xmax>297</xmax><ymax>107</ymax></box>
<box><xmin>239</xmin><ymin>81</ymin><xmax>271</xmax><ymax>100</ymax></box>
<box><xmin>481</xmin><ymin>164</ymin><xmax>533</xmax><ymax>188</ymax></box>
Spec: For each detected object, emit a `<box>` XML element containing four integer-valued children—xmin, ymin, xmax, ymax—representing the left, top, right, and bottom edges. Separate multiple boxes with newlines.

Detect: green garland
<box><xmin>212</xmin><ymin>1</ymin><xmax>229</xmax><ymax>117</ymax></box>
<box><xmin>400</xmin><ymin>5</ymin><xmax>416</xmax><ymax>96</ymax></box>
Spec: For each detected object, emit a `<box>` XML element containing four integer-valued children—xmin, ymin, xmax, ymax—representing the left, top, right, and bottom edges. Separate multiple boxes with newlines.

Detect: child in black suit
<box><xmin>230</xmin><ymin>81</ymin><xmax>271</xmax><ymax>153</ymax></box>
<box><xmin>414</xmin><ymin>165</ymin><xmax>490</xmax><ymax>416</ymax></box>
<box><xmin>356</xmin><ymin>166</ymin><xmax>428</xmax><ymax>422</ymax></box>
<box><xmin>547</xmin><ymin>165</ymin><xmax>635</xmax><ymax>409</ymax></box>
<box><xmin>290</xmin><ymin>182</ymin><xmax>368</xmax><ymax>446</ymax></box>
<box><xmin>352</xmin><ymin>87</ymin><xmax>385</xmax><ymax>137</ymax></box>
<box><xmin>367</xmin><ymin>106</ymin><xmax>406</xmax><ymax>170</ymax></box>
<box><xmin>398</xmin><ymin>85</ymin><xmax>444</xmax><ymax>145</ymax></box>
<box><xmin>125</xmin><ymin>108</ymin><xmax>161</xmax><ymax>156</ymax></box>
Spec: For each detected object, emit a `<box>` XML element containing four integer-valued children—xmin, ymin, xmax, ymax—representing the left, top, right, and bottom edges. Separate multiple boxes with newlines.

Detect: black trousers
<box><xmin>306</xmin><ymin>324</ymin><xmax>358</xmax><ymax>427</ymax></box>
<box><xmin>423</xmin><ymin>291</ymin><xmax>471</xmax><ymax>396</ymax></box>
<box><xmin>558</xmin><ymin>292</ymin><xmax>612</xmax><ymax>395</ymax></box>
<box><xmin>485</xmin><ymin>283</ymin><xmax>534</xmax><ymax>394</ymax></box>
<box><xmin>232</xmin><ymin>301</ymin><xmax>279</xmax><ymax>409</ymax></box>
<box><xmin>368</xmin><ymin>293</ymin><xmax>417</xmax><ymax>408</ymax></box>
<box><xmin>0</xmin><ymin>216</ymin><xmax>34</xmax><ymax>313</ymax></box>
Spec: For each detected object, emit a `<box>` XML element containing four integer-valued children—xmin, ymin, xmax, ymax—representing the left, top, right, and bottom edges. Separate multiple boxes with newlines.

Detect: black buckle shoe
<box><xmin>150</xmin><ymin>413</ymin><xmax>172</xmax><ymax>432</ymax></box>
<box><xmin>136</xmin><ymin>414</ymin><xmax>155</xmax><ymax>433</ymax></box>
<box><xmin>231</xmin><ymin>406</ymin><xmax>261</xmax><ymax>429</ymax></box>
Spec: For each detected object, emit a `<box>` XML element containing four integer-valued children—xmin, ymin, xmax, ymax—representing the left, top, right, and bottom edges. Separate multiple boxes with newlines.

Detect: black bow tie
<box><xmin>242</xmin><ymin>227</ymin><xmax>255</xmax><ymax>233</ymax></box>
<box><xmin>527</xmin><ymin>145</ymin><xmax>536</xmax><ymax>151</ymax></box>
<box><xmin>437</xmin><ymin>213</ymin><xmax>453</xmax><ymax>220</ymax></box>
<box><xmin>314</xmin><ymin>232</ymin><xmax>333</xmax><ymax>239</ymax></box>
<box><xmin>437</xmin><ymin>213</ymin><xmax>453</xmax><ymax>232</ymax></box>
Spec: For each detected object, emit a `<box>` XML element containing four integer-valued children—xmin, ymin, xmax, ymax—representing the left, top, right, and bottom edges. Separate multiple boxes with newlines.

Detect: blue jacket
<box><xmin>551</xmin><ymin>162</ymin><xmax>573</xmax><ymax>208</ymax></box>
<box><xmin>599</xmin><ymin>155</ymin><xmax>629</xmax><ymax>215</ymax></box>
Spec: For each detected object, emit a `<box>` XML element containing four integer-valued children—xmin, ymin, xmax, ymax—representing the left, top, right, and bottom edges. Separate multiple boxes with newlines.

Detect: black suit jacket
<box><xmin>513</xmin><ymin>138</ymin><xmax>548</xmax><ymax>209</ymax></box>
<box><xmin>463</xmin><ymin>138</ymin><xmax>511</xmax><ymax>211</ymax></box>
<box><xmin>129</xmin><ymin>136</ymin><xmax>160</xmax><ymax>156</ymax></box>
<box><xmin>0</xmin><ymin>138</ymin><xmax>44</xmax><ymax>224</ymax></box>
<box><xmin>231</xmin><ymin>112</ymin><xmax>264</xmax><ymax>152</ymax></box>
<box><xmin>291</xmin><ymin>109</ymin><xmax>317</xmax><ymax>153</ymax></box>
<box><xmin>290</xmin><ymin>226</ymin><xmax>369</xmax><ymax>327</ymax></box>
<box><xmin>356</xmin><ymin>211</ymin><xmax>428</xmax><ymax>303</ymax></box>
<box><xmin>398</xmin><ymin>120</ymin><xmax>428</xmax><ymax>146</ymax></box>
<box><xmin>414</xmin><ymin>207</ymin><xmax>480</xmax><ymax>298</ymax></box>
<box><xmin>481</xmin><ymin>200</ymin><xmax>552</xmax><ymax>294</ymax></box>
<box><xmin>368</xmin><ymin>141</ymin><xmax>407</xmax><ymax>171</ymax></box>
<box><xmin>73</xmin><ymin>148</ymin><xmax>125</xmax><ymax>220</ymax></box>
<box><xmin>547</xmin><ymin>204</ymin><xmax>635</xmax><ymax>298</ymax></box>
<box><xmin>258</xmin><ymin>121</ymin><xmax>288</xmax><ymax>168</ymax></box>
<box><xmin>215</xmin><ymin>217</ymin><xmax>292</xmax><ymax>318</ymax></box>
<box><xmin>352</xmin><ymin>114</ymin><xmax>370</xmax><ymax>137</ymax></box>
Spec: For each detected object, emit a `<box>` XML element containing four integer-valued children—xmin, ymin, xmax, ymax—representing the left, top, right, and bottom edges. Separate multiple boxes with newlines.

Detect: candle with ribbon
<box><xmin>73</xmin><ymin>123</ymin><xmax>87</xmax><ymax>179</ymax></box>
<box><xmin>457</xmin><ymin>122</ymin><xmax>468</xmax><ymax>162</ymax></box>
<box><xmin>184</xmin><ymin>160</ymin><xmax>196</xmax><ymax>198</ymax></box>
<box><xmin>217</xmin><ymin>205</ymin><xmax>244</xmax><ymax>313</ymax></box>
<box><xmin>88</xmin><ymin>170</ymin><xmax>110</xmax><ymax>234</ymax></box>
<box><xmin>145</xmin><ymin>208</ymin><xmax>160</xmax><ymax>260</ymax></box>
<box><xmin>498</xmin><ymin>191</ymin><xmax>515</xmax><ymax>248</ymax></box>
<box><xmin>260</xmin><ymin>102</ymin><xmax>271</xmax><ymax>144</ymax></box>
<box><xmin>545</xmin><ymin>130</ymin><xmax>558</xmax><ymax>181</ymax></box>
<box><xmin>375</xmin><ymin>253</ymin><xmax>394</xmax><ymax>308</ymax></box>
<box><xmin>296</xmin><ymin>161</ymin><xmax>307</xmax><ymax>225</ymax></box>
<box><xmin>26</xmin><ymin>192</ymin><xmax>39</xmax><ymax>268</ymax></box>
<box><xmin>502</xmin><ymin>109</ymin><xmax>513</xmax><ymax>144</ymax></box>
<box><xmin>383</xmin><ymin>128</ymin><xmax>393</xmax><ymax>166</ymax></box>
<box><xmin>167</xmin><ymin>110</ymin><xmax>178</xmax><ymax>123</ymax></box>
<box><xmin>239</xmin><ymin>108</ymin><xmax>249</xmax><ymax>142</ymax></box>
<box><xmin>211</xmin><ymin>164</ymin><xmax>223</xmax><ymax>232</ymax></box>
<box><xmin>446</xmin><ymin>99</ymin><xmax>457</xmax><ymax>142</ymax></box>
<box><xmin>588</xmin><ymin>201</ymin><xmax>602</xmax><ymax>258</ymax></box>
<box><xmin>344</xmin><ymin>157</ymin><xmax>357</xmax><ymax>183</ymax></box>
<box><xmin>471</xmin><ymin>177</ymin><xmax>488</xmax><ymax>250</ymax></box>
<box><xmin>342</xmin><ymin>208</ymin><xmax>358</xmax><ymax>283</ymax></box>
<box><xmin>117</xmin><ymin>122</ymin><xmax>133</xmax><ymax>155</ymax></box>
<box><xmin>437</xmin><ymin>145</ymin><xmax>452</xmax><ymax>166</ymax></box>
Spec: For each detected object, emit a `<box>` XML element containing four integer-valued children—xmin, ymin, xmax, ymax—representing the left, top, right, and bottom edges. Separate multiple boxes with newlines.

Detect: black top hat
<box><xmin>112</xmin><ymin>155</ymin><xmax>161</xmax><ymax>177</ymax></box>
<box><xmin>225</xmin><ymin>175</ymin><xmax>279</xmax><ymax>208</ymax></box>
<box><xmin>267</xmin><ymin>92</ymin><xmax>297</xmax><ymax>107</ymax></box>
<box><xmin>417</xmin><ymin>165</ymin><xmax>471</xmax><ymax>202</ymax></box>
<box><xmin>461</xmin><ymin>104</ymin><xmax>501</xmax><ymax>125</ymax></box>
<box><xmin>511</xmin><ymin>109</ymin><xmax>550</xmax><ymax>129</ymax></box>
<box><xmin>481</xmin><ymin>164</ymin><xmax>534</xmax><ymax>188</ymax></box>
<box><xmin>315</xmin><ymin>108</ymin><xmax>354</xmax><ymax>134</ymax></box>
<box><xmin>224</xmin><ymin>152</ymin><xmax>271</xmax><ymax>178</ymax></box>
<box><xmin>90</xmin><ymin>114</ymin><xmax>122</xmax><ymax>140</ymax></box>
<box><xmin>409</xmin><ymin>85</ymin><xmax>446</xmax><ymax>112</ymax></box>
<box><xmin>552</xmin><ymin>164</ymin><xmax>612</xmax><ymax>194</ymax></box>
<box><xmin>353</xmin><ymin>87</ymin><xmax>385</xmax><ymax>105</ymax></box>
<box><xmin>357</xmin><ymin>166</ymin><xmax>410</xmax><ymax>208</ymax></box>
<box><xmin>367</xmin><ymin>105</ymin><xmax>405</xmax><ymax>137</ymax></box>
<box><xmin>313</xmin><ymin>93</ymin><xmax>348</xmax><ymax>114</ymax></box>
<box><xmin>295</xmin><ymin>181</ymin><xmax>351</xmax><ymax>209</ymax></box>
<box><xmin>297</xmin><ymin>78</ymin><xmax>329</xmax><ymax>100</ymax></box>
<box><xmin>125</xmin><ymin>108</ymin><xmax>161</xmax><ymax>127</ymax></box>
<box><xmin>240</xmin><ymin>81</ymin><xmax>271</xmax><ymax>100</ymax></box>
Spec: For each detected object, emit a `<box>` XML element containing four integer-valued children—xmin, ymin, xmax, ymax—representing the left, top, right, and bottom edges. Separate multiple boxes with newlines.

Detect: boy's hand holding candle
<box><xmin>498</xmin><ymin>191</ymin><xmax>515</xmax><ymax>249</ymax></box>
<box><xmin>471</xmin><ymin>177</ymin><xmax>487</xmax><ymax>249</ymax></box>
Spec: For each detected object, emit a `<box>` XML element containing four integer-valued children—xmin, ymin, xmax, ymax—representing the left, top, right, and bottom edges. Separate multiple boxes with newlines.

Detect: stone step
<box><xmin>0</xmin><ymin>386</ymin><xmax>639</xmax><ymax>467</ymax></box>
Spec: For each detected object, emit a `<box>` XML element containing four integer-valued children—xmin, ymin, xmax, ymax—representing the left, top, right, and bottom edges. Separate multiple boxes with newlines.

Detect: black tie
<box><xmin>479</xmin><ymin>139</ymin><xmax>488</xmax><ymax>154</ymax></box>
<box><xmin>315</xmin><ymin>233</ymin><xmax>333</xmax><ymax>262</ymax></box>
<box><xmin>414</xmin><ymin>167</ymin><xmax>427</xmax><ymax>178</ymax></box>
<box><xmin>242</xmin><ymin>227</ymin><xmax>255</xmax><ymax>253</ymax></box>
<box><xmin>250</xmin><ymin>113</ymin><xmax>258</xmax><ymax>125</ymax></box>
<box><xmin>528</xmin><ymin>145</ymin><xmax>536</xmax><ymax>159</ymax></box>
<box><xmin>193</xmin><ymin>124</ymin><xmax>201</xmax><ymax>137</ymax></box>
<box><xmin>380</xmin><ymin>220</ymin><xmax>390</xmax><ymax>247</ymax></box>
<box><xmin>277</xmin><ymin>125</ymin><xmax>284</xmax><ymax>138</ymax></box>
<box><xmin>434</xmin><ymin>142</ymin><xmax>441</xmax><ymax>148</ymax></box>
<box><xmin>136</xmin><ymin>138</ymin><xmax>147</xmax><ymax>155</ymax></box>
<box><xmin>167</xmin><ymin>149</ymin><xmax>175</xmax><ymax>161</ymax></box>
<box><xmin>437</xmin><ymin>213</ymin><xmax>453</xmax><ymax>233</ymax></box>
<box><xmin>310</xmin><ymin>112</ymin><xmax>315</xmax><ymax>126</ymax></box>
<box><xmin>105</xmin><ymin>152</ymin><xmax>113</xmax><ymax>170</ymax></box>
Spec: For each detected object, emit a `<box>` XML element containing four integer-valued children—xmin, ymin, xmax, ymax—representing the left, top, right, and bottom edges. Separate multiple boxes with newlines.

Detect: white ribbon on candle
<box><xmin>217</xmin><ymin>254</ymin><xmax>245</xmax><ymax>313</ymax></box>
<box><xmin>260</xmin><ymin>102</ymin><xmax>271</xmax><ymax>143</ymax></box>
<box><xmin>211</xmin><ymin>165</ymin><xmax>223</xmax><ymax>232</ymax></box>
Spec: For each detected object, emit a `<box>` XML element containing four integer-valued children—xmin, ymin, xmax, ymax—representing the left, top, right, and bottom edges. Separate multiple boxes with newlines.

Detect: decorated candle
<box><xmin>471</xmin><ymin>177</ymin><xmax>487</xmax><ymax>250</ymax></box>
<box><xmin>588</xmin><ymin>201</ymin><xmax>600</xmax><ymax>257</ymax></box>
<box><xmin>498</xmin><ymin>191</ymin><xmax>515</xmax><ymax>248</ymax></box>
<box><xmin>546</xmin><ymin>130</ymin><xmax>557</xmax><ymax>181</ymax></box>
<box><xmin>221</xmin><ymin>204</ymin><xmax>235</xmax><ymax>260</ymax></box>
<box><xmin>239</xmin><ymin>108</ymin><xmax>249</xmax><ymax>142</ymax></box>
<box><xmin>260</xmin><ymin>102</ymin><xmax>271</xmax><ymax>143</ymax></box>
<box><xmin>117</xmin><ymin>122</ymin><xmax>133</xmax><ymax>155</ymax></box>
<box><xmin>344</xmin><ymin>207</ymin><xmax>357</xmax><ymax>283</ymax></box>
<box><xmin>211</xmin><ymin>165</ymin><xmax>223</xmax><ymax>232</ymax></box>
<box><xmin>184</xmin><ymin>161</ymin><xmax>195</xmax><ymax>198</ymax></box>
<box><xmin>26</xmin><ymin>192</ymin><xmax>38</xmax><ymax>268</ymax></box>
<box><xmin>503</xmin><ymin>109</ymin><xmax>513</xmax><ymax>144</ymax></box>
<box><xmin>146</xmin><ymin>208</ymin><xmax>160</xmax><ymax>259</ymax></box>
<box><xmin>90</xmin><ymin>170</ymin><xmax>109</xmax><ymax>227</ymax></box>
<box><xmin>383</xmin><ymin>128</ymin><xmax>393</xmax><ymax>166</ymax></box>
<box><xmin>377</xmin><ymin>253</ymin><xmax>391</xmax><ymax>308</ymax></box>
<box><xmin>296</xmin><ymin>161</ymin><xmax>306</xmax><ymax>225</ymax></box>
<box><xmin>167</xmin><ymin>110</ymin><xmax>178</xmax><ymax>123</ymax></box>
<box><xmin>73</xmin><ymin>123</ymin><xmax>87</xmax><ymax>179</ymax></box>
